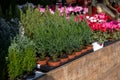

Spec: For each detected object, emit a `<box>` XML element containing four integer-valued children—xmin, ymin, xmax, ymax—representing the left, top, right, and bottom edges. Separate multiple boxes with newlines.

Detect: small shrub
<box><xmin>8</xmin><ymin>36</ymin><xmax>36</xmax><ymax>80</ymax></box>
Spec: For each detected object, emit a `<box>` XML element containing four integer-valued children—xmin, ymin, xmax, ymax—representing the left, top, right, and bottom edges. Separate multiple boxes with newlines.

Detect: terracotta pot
<box><xmin>68</xmin><ymin>54</ymin><xmax>75</xmax><ymax>60</ymax></box>
<box><xmin>86</xmin><ymin>45</ymin><xmax>93</xmax><ymax>50</ymax></box>
<box><xmin>74</xmin><ymin>51</ymin><xmax>82</xmax><ymax>56</ymax></box>
<box><xmin>81</xmin><ymin>49</ymin><xmax>87</xmax><ymax>53</ymax></box>
<box><xmin>48</xmin><ymin>61</ymin><xmax>61</xmax><ymax>67</ymax></box>
<box><xmin>37</xmin><ymin>59</ymin><xmax>47</xmax><ymax>66</ymax></box>
<box><xmin>60</xmin><ymin>57</ymin><xmax>69</xmax><ymax>63</ymax></box>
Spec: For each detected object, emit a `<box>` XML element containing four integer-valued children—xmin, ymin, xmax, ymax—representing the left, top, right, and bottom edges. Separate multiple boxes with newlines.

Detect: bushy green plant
<box><xmin>8</xmin><ymin>36</ymin><xmax>36</xmax><ymax>80</ymax></box>
<box><xmin>20</xmin><ymin>6</ymin><xmax>37</xmax><ymax>39</ymax></box>
<box><xmin>80</xmin><ymin>20</ymin><xmax>93</xmax><ymax>46</ymax></box>
<box><xmin>20</xmin><ymin>6</ymin><xmax>92</xmax><ymax>62</ymax></box>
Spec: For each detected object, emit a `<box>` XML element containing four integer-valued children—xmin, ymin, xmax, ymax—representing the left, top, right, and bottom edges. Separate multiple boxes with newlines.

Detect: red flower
<box><xmin>74</xmin><ymin>16</ymin><xmax>79</xmax><ymax>22</ymax></box>
<box><xmin>79</xmin><ymin>14</ymin><xmax>83</xmax><ymax>21</ymax></box>
<box><xmin>117</xmin><ymin>7</ymin><xmax>120</xmax><ymax>13</ymax></box>
<box><xmin>74</xmin><ymin>14</ymin><xmax>84</xmax><ymax>22</ymax></box>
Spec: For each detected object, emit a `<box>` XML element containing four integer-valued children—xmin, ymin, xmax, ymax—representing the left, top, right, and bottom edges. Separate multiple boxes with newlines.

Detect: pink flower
<box><xmin>49</xmin><ymin>9</ymin><xmax>54</xmax><ymax>14</ymax></box>
<box><xmin>67</xmin><ymin>6</ymin><xmax>74</xmax><ymax>12</ymax></box>
<box><xmin>58</xmin><ymin>7</ymin><xmax>64</xmax><ymax>13</ymax></box>
<box><xmin>83</xmin><ymin>7</ymin><xmax>88</xmax><ymax>14</ymax></box>
<box><xmin>118</xmin><ymin>23</ymin><xmax>120</xmax><ymax>29</ymax></box>
<box><xmin>74</xmin><ymin>6</ymin><xmax>83</xmax><ymax>12</ymax></box>
<box><xmin>65</xmin><ymin>6</ymin><xmax>73</xmax><ymax>15</ymax></box>
<box><xmin>65</xmin><ymin>8</ymin><xmax>70</xmax><ymax>14</ymax></box>
<box><xmin>66</xmin><ymin>16</ymin><xmax>70</xmax><ymax>20</ymax></box>
<box><xmin>39</xmin><ymin>7</ymin><xmax>45</xmax><ymax>13</ymax></box>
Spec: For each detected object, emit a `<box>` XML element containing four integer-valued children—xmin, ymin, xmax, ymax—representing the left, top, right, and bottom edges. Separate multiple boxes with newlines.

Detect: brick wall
<box><xmin>37</xmin><ymin>41</ymin><xmax>120</xmax><ymax>80</ymax></box>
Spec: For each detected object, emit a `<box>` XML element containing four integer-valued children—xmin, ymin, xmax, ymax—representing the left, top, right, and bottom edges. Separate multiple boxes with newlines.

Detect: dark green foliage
<box><xmin>7</xmin><ymin>36</ymin><xmax>36</xmax><ymax>80</ymax></box>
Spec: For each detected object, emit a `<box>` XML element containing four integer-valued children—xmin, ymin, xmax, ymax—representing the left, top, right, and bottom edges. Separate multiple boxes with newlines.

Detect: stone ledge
<box><xmin>37</xmin><ymin>41</ymin><xmax>120</xmax><ymax>80</ymax></box>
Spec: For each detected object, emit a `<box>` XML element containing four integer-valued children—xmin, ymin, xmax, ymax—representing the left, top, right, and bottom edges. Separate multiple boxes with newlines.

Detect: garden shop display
<box><xmin>1</xmin><ymin>2</ymin><xmax>120</xmax><ymax>80</ymax></box>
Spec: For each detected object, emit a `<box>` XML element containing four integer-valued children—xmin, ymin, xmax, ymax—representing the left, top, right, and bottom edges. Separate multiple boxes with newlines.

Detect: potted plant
<box><xmin>48</xmin><ymin>51</ymin><xmax>61</xmax><ymax>67</ymax></box>
<box><xmin>58</xmin><ymin>39</ymin><xmax>69</xmax><ymax>63</ymax></box>
<box><xmin>8</xmin><ymin>35</ymin><xmax>36</xmax><ymax>80</ymax></box>
<box><xmin>92</xmin><ymin>30</ymin><xmax>108</xmax><ymax>51</ymax></box>
<box><xmin>73</xmin><ymin>15</ymin><xmax>93</xmax><ymax>52</ymax></box>
<box><xmin>47</xmin><ymin>35</ymin><xmax>61</xmax><ymax>67</ymax></box>
<box><xmin>81</xmin><ymin>20</ymin><xmax>93</xmax><ymax>51</ymax></box>
<box><xmin>36</xmin><ymin>50</ymin><xmax>47</xmax><ymax>66</ymax></box>
<box><xmin>47</xmin><ymin>36</ymin><xmax>61</xmax><ymax>67</ymax></box>
<box><xmin>60</xmin><ymin>52</ymin><xmax>69</xmax><ymax>63</ymax></box>
<box><xmin>106</xmin><ymin>21</ymin><xmax>120</xmax><ymax>41</ymax></box>
<box><xmin>66</xmin><ymin>48</ymin><xmax>76</xmax><ymax>60</ymax></box>
<box><xmin>35</xmin><ymin>44</ymin><xmax>48</xmax><ymax>66</ymax></box>
<box><xmin>63</xmin><ymin>26</ymin><xmax>76</xmax><ymax>59</ymax></box>
<box><xmin>35</xmin><ymin>34</ymin><xmax>47</xmax><ymax>66</ymax></box>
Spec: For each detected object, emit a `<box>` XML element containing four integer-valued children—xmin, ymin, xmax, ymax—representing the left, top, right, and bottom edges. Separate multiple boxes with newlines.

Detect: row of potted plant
<box><xmin>20</xmin><ymin>6</ymin><xmax>93</xmax><ymax>67</ymax></box>
<box><xmin>20</xmin><ymin>6</ymin><xmax>120</xmax><ymax>67</ymax></box>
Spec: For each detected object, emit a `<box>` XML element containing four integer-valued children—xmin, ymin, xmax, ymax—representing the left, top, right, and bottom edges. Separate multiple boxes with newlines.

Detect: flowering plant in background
<box><xmin>85</xmin><ymin>13</ymin><xmax>120</xmax><ymax>43</ymax></box>
<box><xmin>74</xmin><ymin>13</ymin><xmax>120</xmax><ymax>43</ymax></box>
<box><xmin>85</xmin><ymin>13</ymin><xmax>110</xmax><ymax>43</ymax></box>
<box><xmin>39</xmin><ymin>7</ymin><xmax>45</xmax><ymax>13</ymax></box>
<box><xmin>38</xmin><ymin>5</ymin><xmax>88</xmax><ymax>17</ymax></box>
<box><xmin>104</xmin><ymin>21</ymin><xmax>120</xmax><ymax>39</ymax></box>
<box><xmin>83</xmin><ymin>7</ymin><xmax>88</xmax><ymax>14</ymax></box>
<box><xmin>74</xmin><ymin>14</ymin><xmax>84</xmax><ymax>22</ymax></box>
